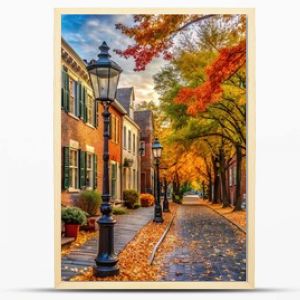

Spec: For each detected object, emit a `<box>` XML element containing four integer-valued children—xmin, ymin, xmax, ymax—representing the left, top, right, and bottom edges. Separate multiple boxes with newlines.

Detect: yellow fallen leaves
<box><xmin>201</xmin><ymin>200</ymin><xmax>246</xmax><ymax>231</ymax></box>
<box><xmin>70</xmin><ymin>204</ymin><xmax>179</xmax><ymax>281</ymax></box>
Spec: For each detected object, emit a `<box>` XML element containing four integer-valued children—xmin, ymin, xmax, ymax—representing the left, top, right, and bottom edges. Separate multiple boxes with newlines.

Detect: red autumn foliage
<box><xmin>175</xmin><ymin>40</ymin><xmax>246</xmax><ymax>115</ymax></box>
<box><xmin>115</xmin><ymin>14</ymin><xmax>212</xmax><ymax>71</ymax></box>
<box><xmin>115</xmin><ymin>14</ymin><xmax>246</xmax><ymax>111</ymax></box>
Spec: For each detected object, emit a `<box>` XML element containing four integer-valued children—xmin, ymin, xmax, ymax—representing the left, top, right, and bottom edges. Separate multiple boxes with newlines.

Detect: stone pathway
<box><xmin>61</xmin><ymin>206</ymin><xmax>153</xmax><ymax>281</ymax></box>
<box><xmin>160</xmin><ymin>196</ymin><xmax>246</xmax><ymax>281</ymax></box>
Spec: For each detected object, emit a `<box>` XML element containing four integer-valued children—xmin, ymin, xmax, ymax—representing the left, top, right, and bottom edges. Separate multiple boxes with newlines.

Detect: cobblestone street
<box><xmin>160</xmin><ymin>198</ymin><xmax>246</xmax><ymax>282</ymax></box>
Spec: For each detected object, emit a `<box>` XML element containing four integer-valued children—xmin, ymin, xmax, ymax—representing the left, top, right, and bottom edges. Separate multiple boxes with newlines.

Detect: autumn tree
<box><xmin>117</xmin><ymin>14</ymin><xmax>247</xmax><ymax>210</ymax></box>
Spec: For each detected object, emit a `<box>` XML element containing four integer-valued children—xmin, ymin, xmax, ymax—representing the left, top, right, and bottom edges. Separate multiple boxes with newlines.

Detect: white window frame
<box><xmin>68</xmin><ymin>77</ymin><xmax>77</xmax><ymax>115</ymax></box>
<box><xmin>87</xmin><ymin>94</ymin><xmax>94</xmax><ymax>126</ymax></box>
<box><xmin>69</xmin><ymin>148</ymin><xmax>79</xmax><ymax>189</ymax></box>
<box><xmin>86</xmin><ymin>152</ymin><xmax>94</xmax><ymax>189</ymax></box>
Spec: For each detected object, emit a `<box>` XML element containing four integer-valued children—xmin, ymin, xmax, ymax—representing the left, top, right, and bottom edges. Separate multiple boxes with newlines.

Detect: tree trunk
<box><xmin>220</xmin><ymin>149</ymin><xmax>230</xmax><ymax>208</ymax></box>
<box><xmin>212</xmin><ymin>159</ymin><xmax>219</xmax><ymax>204</ymax></box>
<box><xmin>233</xmin><ymin>144</ymin><xmax>243</xmax><ymax>211</ymax></box>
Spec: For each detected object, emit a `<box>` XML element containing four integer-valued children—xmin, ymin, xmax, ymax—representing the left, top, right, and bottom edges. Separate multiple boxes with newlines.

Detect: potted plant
<box><xmin>61</xmin><ymin>207</ymin><xmax>87</xmax><ymax>238</ymax></box>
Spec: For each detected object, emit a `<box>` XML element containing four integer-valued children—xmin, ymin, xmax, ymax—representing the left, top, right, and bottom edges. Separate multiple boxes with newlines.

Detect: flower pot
<box><xmin>65</xmin><ymin>224</ymin><xmax>80</xmax><ymax>238</ymax></box>
<box><xmin>88</xmin><ymin>217</ymin><xmax>97</xmax><ymax>232</ymax></box>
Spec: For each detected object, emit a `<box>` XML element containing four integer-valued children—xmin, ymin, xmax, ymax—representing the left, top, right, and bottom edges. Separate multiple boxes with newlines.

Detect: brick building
<box><xmin>134</xmin><ymin>110</ymin><xmax>155</xmax><ymax>194</ymax></box>
<box><xmin>61</xmin><ymin>38</ymin><xmax>126</xmax><ymax>206</ymax></box>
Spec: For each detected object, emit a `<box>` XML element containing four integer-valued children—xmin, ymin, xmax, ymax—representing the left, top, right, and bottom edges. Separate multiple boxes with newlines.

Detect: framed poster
<box><xmin>54</xmin><ymin>7</ymin><xmax>255</xmax><ymax>289</ymax></box>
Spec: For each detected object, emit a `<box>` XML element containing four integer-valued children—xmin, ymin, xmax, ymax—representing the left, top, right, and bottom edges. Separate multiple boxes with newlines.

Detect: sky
<box><xmin>61</xmin><ymin>14</ymin><xmax>168</xmax><ymax>105</ymax></box>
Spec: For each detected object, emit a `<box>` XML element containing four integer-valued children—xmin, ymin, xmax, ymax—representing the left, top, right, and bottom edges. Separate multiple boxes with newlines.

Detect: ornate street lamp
<box><xmin>139</xmin><ymin>142</ymin><xmax>145</xmax><ymax>157</ymax></box>
<box><xmin>87</xmin><ymin>41</ymin><xmax>122</xmax><ymax>277</ymax></box>
<box><xmin>152</xmin><ymin>138</ymin><xmax>164</xmax><ymax>223</ymax></box>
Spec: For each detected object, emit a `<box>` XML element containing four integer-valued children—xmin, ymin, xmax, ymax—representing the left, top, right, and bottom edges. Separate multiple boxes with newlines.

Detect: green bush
<box><xmin>112</xmin><ymin>206</ymin><xmax>128</xmax><ymax>215</ymax></box>
<box><xmin>133</xmin><ymin>203</ymin><xmax>141</xmax><ymax>209</ymax></box>
<box><xmin>61</xmin><ymin>207</ymin><xmax>87</xmax><ymax>225</ymax></box>
<box><xmin>123</xmin><ymin>189</ymin><xmax>139</xmax><ymax>209</ymax></box>
<box><xmin>77</xmin><ymin>190</ymin><xmax>101</xmax><ymax>216</ymax></box>
<box><xmin>173</xmin><ymin>194</ymin><xmax>183</xmax><ymax>204</ymax></box>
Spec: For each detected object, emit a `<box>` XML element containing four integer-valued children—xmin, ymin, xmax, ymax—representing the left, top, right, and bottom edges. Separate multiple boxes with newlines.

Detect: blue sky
<box><xmin>62</xmin><ymin>14</ymin><xmax>167</xmax><ymax>104</ymax></box>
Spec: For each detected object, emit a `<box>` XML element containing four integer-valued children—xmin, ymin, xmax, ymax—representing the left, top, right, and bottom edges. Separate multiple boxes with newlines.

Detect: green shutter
<box><xmin>79</xmin><ymin>150</ymin><xmax>86</xmax><ymax>189</ymax></box>
<box><xmin>78</xmin><ymin>82</ymin><xmax>83</xmax><ymax>118</ymax></box>
<box><xmin>83</xmin><ymin>86</ymin><xmax>87</xmax><ymax>122</ymax></box>
<box><xmin>62</xmin><ymin>147</ymin><xmax>70</xmax><ymax>189</ymax></box>
<box><xmin>93</xmin><ymin>154</ymin><xmax>97</xmax><ymax>189</ymax></box>
<box><xmin>61</xmin><ymin>70</ymin><xmax>69</xmax><ymax>111</ymax></box>
<box><xmin>75</xmin><ymin>81</ymin><xmax>80</xmax><ymax>117</ymax></box>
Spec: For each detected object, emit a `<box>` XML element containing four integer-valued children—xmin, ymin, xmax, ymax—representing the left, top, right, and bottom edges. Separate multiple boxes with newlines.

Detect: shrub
<box><xmin>77</xmin><ymin>190</ymin><xmax>101</xmax><ymax>216</ymax></box>
<box><xmin>112</xmin><ymin>206</ymin><xmax>128</xmax><ymax>215</ymax></box>
<box><xmin>133</xmin><ymin>203</ymin><xmax>141</xmax><ymax>209</ymax></box>
<box><xmin>123</xmin><ymin>189</ymin><xmax>139</xmax><ymax>209</ymax></box>
<box><xmin>173</xmin><ymin>194</ymin><xmax>183</xmax><ymax>204</ymax></box>
<box><xmin>140</xmin><ymin>193</ymin><xmax>154</xmax><ymax>207</ymax></box>
<box><xmin>61</xmin><ymin>207</ymin><xmax>87</xmax><ymax>225</ymax></box>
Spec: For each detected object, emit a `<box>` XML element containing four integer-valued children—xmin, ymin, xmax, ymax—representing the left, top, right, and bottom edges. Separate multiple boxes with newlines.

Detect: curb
<box><xmin>204</xmin><ymin>204</ymin><xmax>246</xmax><ymax>234</ymax></box>
<box><xmin>148</xmin><ymin>214</ymin><xmax>175</xmax><ymax>265</ymax></box>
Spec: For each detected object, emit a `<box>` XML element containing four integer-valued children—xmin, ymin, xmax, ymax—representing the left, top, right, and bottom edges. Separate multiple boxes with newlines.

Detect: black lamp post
<box><xmin>87</xmin><ymin>41</ymin><xmax>122</xmax><ymax>277</ymax></box>
<box><xmin>163</xmin><ymin>176</ymin><xmax>170</xmax><ymax>212</ymax></box>
<box><xmin>202</xmin><ymin>180</ymin><xmax>205</xmax><ymax>200</ymax></box>
<box><xmin>152</xmin><ymin>138</ymin><xmax>164</xmax><ymax>223</ymax></box>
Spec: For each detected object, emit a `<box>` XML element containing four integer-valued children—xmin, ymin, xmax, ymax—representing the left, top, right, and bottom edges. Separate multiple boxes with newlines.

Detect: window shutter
<box><xmin>78</xmin><ymin>82</ymin><xmax>82</xmax><ymax>117</ymax></box>
<box><xmin>62</xmin><ymin>147</ymin><xmax>70</xmax><ymax>189</ymax></box>
<box><xmin>61</xmin><ymin>70</ymin><xmax>69</xmax><ymax>112</ymax></box>
<box><xmin>61</xmin><ymin>69</ymin><xmax>65</xmax><ymax>108</ymax></box>
<box><xmin>93</xmin><ymin>154</ymin><xmax>97</xmax><ymax>189</ymax></box>
<box><xmin>83</xmin><ymin>87</ymin><xmax>87</xmax><ymax>122</ymax></box>
<box><xmin>79</xmin><ymin>150</ymin><xmax>86</xmax><ymax>189</ymax></box>
<box><xmin>75</xmin><ymin>81</ymin><xmax>80</xmax><ymax>117</ymax></box>
<box><xmin>94</xmin><ymin>101</ymin><xmax>98</xmax><ymax>128</ymax></box>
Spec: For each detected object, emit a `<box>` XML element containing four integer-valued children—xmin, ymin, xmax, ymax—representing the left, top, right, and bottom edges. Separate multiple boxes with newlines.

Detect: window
<box><xmin>69</xmin><ymin>78</ymin><xmax>77</xmax><ymax>115</ymax></box>
<box><xmin>123</xmin><ymin>126</ymin><xmax>127</xmax><ymax>149</ymax></box>
<box><xmin>128</xmin><ymin>130</ymin><xmax>132</xmax><ymax>152</ymax></box>
<box><xmin>69</xmin><ymin>149</ymin><xmax>79</xmax><ymax>189</ymax></box>
<box><xmin>87</xmin><ymin>95</ymin><xmax>94</xmax><ymax>125</ymax></box>
<box><xmin>133</xmin><ymin>134</ymin><xmax>136</xmax><ymax>154</ymax></box>
<box><xmin>140</xmin><ymin>141</ymin><xmax>145</xmax><ymax>156</ymax></box>
<box><xmin>111</xmin><ymin>163</ymin><xmax>117</xmax><ymax>199</ymax></box>
<box><xmin>86</xmin><ymin>153</ymin><xmax>94</xmax><ymax>188</ymax></box>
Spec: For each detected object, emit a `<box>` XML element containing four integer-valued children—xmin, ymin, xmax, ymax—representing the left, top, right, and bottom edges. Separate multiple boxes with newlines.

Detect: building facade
<box><xmin>134</xmin><ymin>110</ymin><xmax>155</xmax><ymax>194</ymax></box>
<box><xmin>116</xmin><ymin>88</ymin><xmax>140</xmax><ymax>196</ymax></box>
<box><xmin>61</xmin><ymin>38</ymin><xmax>125</xmax><ymax>206</ymax></box>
